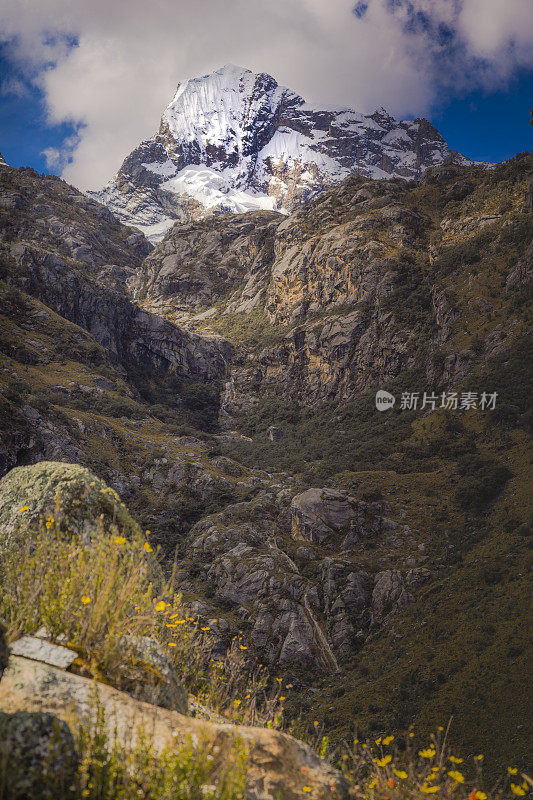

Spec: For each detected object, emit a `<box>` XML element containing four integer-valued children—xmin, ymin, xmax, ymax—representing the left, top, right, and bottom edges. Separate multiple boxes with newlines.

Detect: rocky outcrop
<box><xmin>370</xmin><ymin>568</ymin><xmax>431</xmax><ymax>625</ymax></box>
<box><xmin>176</xmin><ymin>487</ymin><xmax>415</xmax><ymax>669</ymax></box>
<box><xmin>0</xmin><ymin>655</ymin><xmax>349</xmax><ymax>800</ymax></box>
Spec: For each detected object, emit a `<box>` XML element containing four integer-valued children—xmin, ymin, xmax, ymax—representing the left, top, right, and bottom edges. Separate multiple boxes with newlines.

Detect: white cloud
<box><xmin>41</xmin><ymin>146</ymin><xmax>61</xmax><ymax>169</ymax></box>
<box><xmin>0</xmin><ymin>0</ymin><xmax>531</xmax><ymax>189</ymax></box>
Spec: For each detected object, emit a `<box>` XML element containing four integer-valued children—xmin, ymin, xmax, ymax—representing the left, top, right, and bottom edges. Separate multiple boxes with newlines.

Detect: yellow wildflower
<box><xmin>508</xmin><ymin>768</ymin><xmax>519</xmax><ymax>775</ymax></box>
<box><xmin>449</xmin><ymin>756</ymin><xmax>464</xmax><ymax>764</ymax></box>
<box><xmin>511</xmin><ymin>785</ymin><xmax>526</xmax><ymax>797</ymax></box>
<box><xmin>81</xmin><ymin>595</ymin><xmax>91</xmax><ymax>605</ymax></box>
<box><xmin>155</xmin><ymin>601</ymin><xmax>166</xmax><ymax>612</ymax></box>
<box><xmin>114</xmin><ymin>536</ymin><xmax>127</xmax><ymax>545</ymax></box>
<box><xmin>475</xmin><ymin>755</ymin><xmax>484</xmax><ymax>761</ymax></box>
<box><xmin>18</xmin><ymin>506</ymin><xmax>29</xmax><ymax>513</ymax></box>
<box><xmin>45</xmin><ymin>517</ymin><xmax>54</xmax><ymax>529</ymax></box>
<box><xmin>144</xmin><ymin>542</ymin><xmax>153</xmax><ymax>553</ymax></box>
<box><xmin>239</xmin><ymin>644</ymin><xmax>247</xmax><ymax>650</ymax></box>
<box><xmin>409</xmin><ymin>732</ymin><xmax>415</xmax><ymax>738</ymax></box>
<box><xmin>383</xmin><ymin>735</ymin><xmax>394</xmax><ymax>745</ymax></box>
<box><xmin>368</xmin><ymin>779</ymin><xmax>377</xmax><ymax>789</ymax></box>
<box><xmin>375</xmin><ymin>737</ymin><xmax>382</xmax><ymax>745</ymax></box>
<box><xmin>420</xmin><ymin>784</ymin><xmax>440</xmax><ymax>794</ymax></box>
<box><xmin>375</xmin><ymin>755</ymin><xmax>392</xmax><ymax>767</ymax></box>
<box><xmin>419</xmin><ymin>748</ymin><xmax>436</xmax><ymax>759</ymax></box>
<box><xmin>472</xmin><ymin>791</ymin><xmax>487</xmax><ymax>799</ymax></box>
<box><xmin>394</xmin><ymin>770</ymin><xmax>408</xmax><ymax>780</ymax></box>
<box><xmin>447</xmin><ymin>771</ymin><xmax>464</xmax><ymax>784</ymax></box>
<box><xmin>168</xmin><ymin>642</ymin><xmax>177</xmax><ymax>648</ymax></box>
<box><xmin>233</xmin><ymin>699</ymin><xmax>241</xmax><ymax>707</ymax></box>
<box><xmin>201</xmin><ymin>626</ymin><xmax>210</xmax><ymax>631</ymax></box>
<box><xmin>279</xmin><ymin>696</ymin><xmax>286</xmax><ymax>701</ymax></box>
<box><xmin>303</xmin><ymin>788</ymin><xmax>311</xmax><ymax>794</ymax></box>
<box><xmin>438</xmin><ymin>726</ymin><xmax>444</xmax><ymax>731</ymax></box>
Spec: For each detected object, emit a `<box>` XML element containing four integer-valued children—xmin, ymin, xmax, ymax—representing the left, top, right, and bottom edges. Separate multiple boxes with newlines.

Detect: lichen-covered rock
<box><xmin>0</xmin><ymin>709</ymin><xmax>77</xmax><ymax>799</ymax></box>
<box><xmin>0</xmin><ymin>461</ymin><xmax>139</xmax><ymax>552</ymax></box>
<box><xmin>114</xmin><ymin>635</ymin><xmax>189</xmax><ymax>714</ymax></box>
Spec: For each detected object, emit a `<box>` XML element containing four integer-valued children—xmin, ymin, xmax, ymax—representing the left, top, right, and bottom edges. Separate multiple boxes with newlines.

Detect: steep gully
<box><xmin>220</xmin><ymin>358</ymin><xmax>341</xmax><ymax>674</ymax></box>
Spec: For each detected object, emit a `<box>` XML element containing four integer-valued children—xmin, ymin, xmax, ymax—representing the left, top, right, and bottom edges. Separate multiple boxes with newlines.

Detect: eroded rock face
<box><xmin>6</xmin><ymin>239</ymin><xmax>230</xmax><ymax>381</ymax></box>
<box><xmin>0</xmin><ymin>655</ymin><xmax>350</xmax><ymax>800</ymax></box>
<box><xmin>131</xmin><ymin>211</ymin><xmax>281</xmax><ymax>318</ymax></box>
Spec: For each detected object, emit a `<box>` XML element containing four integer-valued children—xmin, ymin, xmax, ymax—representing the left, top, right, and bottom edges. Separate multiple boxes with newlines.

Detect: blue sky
<box><xmin>431</xmin><ymin>69</ymin><xmax>532</xmax><ymax>163</ymax></box>
<box><xmin>0</xmin><ymin>0</ymin><xmax>531</xmax><ymax>189</ymax></box>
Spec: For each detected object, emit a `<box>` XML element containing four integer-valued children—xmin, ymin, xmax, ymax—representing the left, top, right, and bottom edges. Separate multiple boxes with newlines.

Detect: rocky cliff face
<box><xmin>134</xmin><ymin>157</ymin><xmax>532</xmax><ymax>410</ymax></box>
<box><xmin>91</xmin><ymin>64</ymin><xmax>472</xmax><ymax>242</ymax></box>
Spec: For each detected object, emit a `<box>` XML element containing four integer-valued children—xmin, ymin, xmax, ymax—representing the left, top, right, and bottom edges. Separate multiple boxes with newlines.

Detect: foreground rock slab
<box><xmin>0</xmin><ymin>656</ymin><xmax>349</xmax><ymax>800</ymax></box>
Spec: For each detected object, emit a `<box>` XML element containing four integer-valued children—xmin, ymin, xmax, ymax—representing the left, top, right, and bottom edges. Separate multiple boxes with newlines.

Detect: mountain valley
<box><xmin>0</xmin><ymin>144</ymin><xmax>531</xmax><ymax>780</ymax></box>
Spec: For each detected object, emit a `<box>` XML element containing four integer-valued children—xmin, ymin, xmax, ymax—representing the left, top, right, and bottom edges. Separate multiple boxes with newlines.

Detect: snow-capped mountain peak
<box><xmin>90</xmin><ymin>65</ymin><xmax>472</xmax><ymax>242</ymax></box>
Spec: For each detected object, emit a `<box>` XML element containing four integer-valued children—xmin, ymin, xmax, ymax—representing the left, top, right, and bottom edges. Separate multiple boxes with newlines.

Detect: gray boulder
<box><xmin>291</xmin><ymin>488</ymin><xmax>364</xmax><ymax>549</ymax></box>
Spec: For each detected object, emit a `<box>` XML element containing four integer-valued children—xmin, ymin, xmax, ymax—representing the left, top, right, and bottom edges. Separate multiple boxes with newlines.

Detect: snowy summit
<box><xmin>90</xmin><ymin>64</ymin><xmax>472</xmax><ymax>242</ymax></box>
